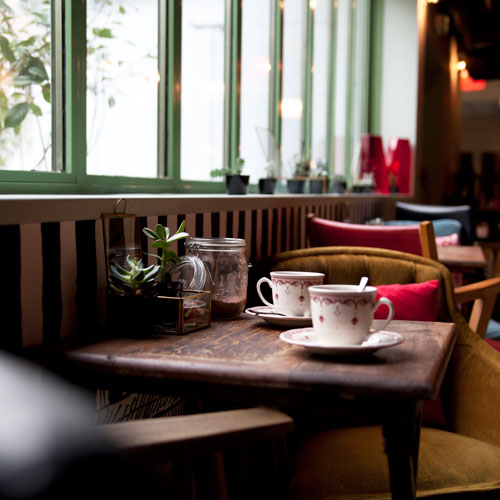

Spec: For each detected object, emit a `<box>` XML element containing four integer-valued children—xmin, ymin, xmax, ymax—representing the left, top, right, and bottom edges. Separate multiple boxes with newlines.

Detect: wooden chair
<box><xmin>252</xmin><ymin>246</ymin><xmax>500</xmax><ymax>499</ymax></box>
<box><xmin>305</xmin><ymin>214</ymin><xmax>500</xmax><ymax>338</ymax></box>
<box><xmin>1</xmin><ymin>348</ymin><xmax>293</xmax><ymax>500</ymax></box>
<box><xmin>306</xmin><ymin>213</ymin><xmax>438</xmax><ymax>260</ymax></box>
<box><xmin>101</xmin><ymin>406</ymin><xmax>294</xmax><ymax>499</ymax></box>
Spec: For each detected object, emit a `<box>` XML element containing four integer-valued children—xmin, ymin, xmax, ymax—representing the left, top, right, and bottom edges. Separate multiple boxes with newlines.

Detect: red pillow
<box><xmin>374</xmin><ymin>279</ymin><xmax>443</xmax><ymax>428</ymax></box>
<box><xmin>486</xmin><ymin>339</ymin><xmax>500</xmax><ymax>353</ymax></box>
<box><xmin>374</xmin><ymin>280</ymin><xmax>439</xmax><ymax>322</ymax></box>
<box><xmin>435</xmin><ymin>232</ymin><xmax>459</xmax><ymax>247</ymax></box>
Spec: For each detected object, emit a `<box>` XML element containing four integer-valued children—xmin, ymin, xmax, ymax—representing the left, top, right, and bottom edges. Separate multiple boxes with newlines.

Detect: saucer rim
<box><xmin>245</xmin><ymin>306</ymin><xmax>312</xmax><ymax>320</ymax></box>
<box><xmin>279</xmin><ymin>327</ymin><xmax>405</xmax><ymax>354</ymax></box>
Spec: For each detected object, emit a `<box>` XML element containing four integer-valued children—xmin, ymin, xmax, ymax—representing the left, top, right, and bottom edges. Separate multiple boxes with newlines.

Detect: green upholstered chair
<box><xmin>252</xmin><ymin>246</ymin><xmax>500</xmax><ymax>499</ymax></box>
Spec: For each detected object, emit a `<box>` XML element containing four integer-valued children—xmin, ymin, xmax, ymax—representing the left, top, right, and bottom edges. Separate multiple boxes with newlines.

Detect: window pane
<box><xmin>181</xmin><ymin>0</ymin><xmax>225</xmax><ymax>181</ymax></box>
<box><xmin>0</xmin><ymin>0</ymin><xmax>52</xmax><ymax>171</ymax></box>
<box><xmin>311</xmin><ymin>0</ymin><xmax>331</xmax><ymax>170</ymax></box>
<box><xmin>86</xmin><ymin>0</ymin><xmax>158</xmax><ymax>177</ymax></box>
<box><xmin>240</xmin><ymin>0</ymin><xmax>271</xmax><ymax>183</ymax></box>
<box><xmin>351</xmin><ymin>0</ymin><xmax>368</xmax><ymax>172</ymax></box>
<box><xmin>333</xmin><ymin>0</ymin><xmax>350</xmax><ymax>176</ymax></box>
<box><xmin>281</xmin><ymin>0</ymin><xmax>304</xmax><ymax>177</ymax></box>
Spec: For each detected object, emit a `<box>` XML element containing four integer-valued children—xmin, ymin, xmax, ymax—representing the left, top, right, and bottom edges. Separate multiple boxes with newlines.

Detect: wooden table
<box><xmin>437</xmin><ymin>245</ymin><xmax>487</xmax><ymax>274</ymax></box>
<box><xmin>49</xmin><ymin>316</ymin><xmax>457</xmax><ymax>500</ymax></box>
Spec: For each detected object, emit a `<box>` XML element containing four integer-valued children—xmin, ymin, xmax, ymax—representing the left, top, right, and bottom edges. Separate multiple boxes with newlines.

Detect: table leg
<box><xmin>382</xmin><ymin>402</ymin><xmax>422</xmax><ymax>500</ymax></box>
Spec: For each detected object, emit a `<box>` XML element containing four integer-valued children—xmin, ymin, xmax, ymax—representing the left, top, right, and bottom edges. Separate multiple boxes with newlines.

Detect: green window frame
<box><xmin>0</xmin><ymin>0</ymin><xmax>376</xmax><ymax>194</ymax></box>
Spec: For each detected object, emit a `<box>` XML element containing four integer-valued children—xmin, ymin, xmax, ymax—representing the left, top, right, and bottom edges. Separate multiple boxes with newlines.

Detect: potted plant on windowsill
<box><xmin>309</xmin><ymin>160</ymin><xmax>328</xmax><ymax>194</ymax></box>
<box><xmin>287</xmin><ymin>155</ymin><xmax>310</xmax><ymax>194</ymax></box>
<box><xmin>331</xmin><ymin>174</ymin><xmax>347</xmax><ymax>194</ymax></box>
<box><xmin>258</xmin><ymin>160</ymin><xmax>280</xmax><ymax>194</ymax></box>
<box><xmin>352</xmin><ymin>172</ymin><xmax>376</xmax><ymax>193</ymax></box>
<box><xmin>210</xmin><ymin>157</ymin><xmax>250</xmax><ymax>195</ymax></box>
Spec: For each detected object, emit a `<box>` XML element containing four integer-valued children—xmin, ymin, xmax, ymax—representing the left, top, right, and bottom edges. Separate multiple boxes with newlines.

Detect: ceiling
<box><xmin>438</xmin><ymin>0</ymin><xmax>500</xmax><ymax>79</ymax></box>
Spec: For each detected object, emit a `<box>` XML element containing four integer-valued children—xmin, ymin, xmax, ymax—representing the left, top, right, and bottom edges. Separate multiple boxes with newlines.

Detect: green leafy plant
<box><xmin>311</xmin><ymin>160</ymin><xmax>329</xmax><ymax>178</ymax></box>
<box><xmin>0</xmin><ymin>0</ymin><xmax>129</xmax><ymax>169</ymax></box>
<box><xmin>210</xmin><ymin>156</ymin><xmax>246</xmax><ymax>178</ymax></box>
<box><xmin>292</xmin><ymin>156</ymin><xmax>311</xmax><ymax>178</ymax></box>
<box><xmin>109</xmin><ymin>256</ymin><xmax>159</xmax><ymax>296</ymax></box>
<box><xmin>143</xmin><ymin>220</ymin><xmax>189</xmax><ymax>283</ymax></box>
<box><xmin>0</xmin><ymin>0</ymin><xmax>51</xmax><ymax>168</ymax></box>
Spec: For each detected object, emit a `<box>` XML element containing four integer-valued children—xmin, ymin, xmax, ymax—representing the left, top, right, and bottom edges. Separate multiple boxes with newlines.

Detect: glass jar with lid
<box><xmin>185</xmin><ymin>237</ymin><xmax>248</xmax><ymax>319</ymax></box>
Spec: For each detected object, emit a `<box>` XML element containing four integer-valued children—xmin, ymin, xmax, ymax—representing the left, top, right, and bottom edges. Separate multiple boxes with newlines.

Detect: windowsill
<box><xmin>0</xmin><ymin>192</ymin><xmax>411</xmax><ymax>225</ymax></box>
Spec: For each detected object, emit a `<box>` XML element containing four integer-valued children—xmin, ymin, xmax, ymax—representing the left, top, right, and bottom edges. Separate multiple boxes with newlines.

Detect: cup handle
<box><xmin>256</xmin><ymin>277</ymin><xmax>274</xmax><ymax>308</ymax></box>
<box><xmin>372</xmin><ymin>297</ymin><xmax>394</xmax><ymax>332</ymax></box>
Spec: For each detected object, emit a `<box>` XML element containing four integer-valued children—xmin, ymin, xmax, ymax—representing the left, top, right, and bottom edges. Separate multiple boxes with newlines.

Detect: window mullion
<box><xmin>158</xmin><ymin>0</ymin><xmax>167</xmax><ymax>178</ymax></box>
<box><xmin>327</xmin><ymin>0</ymin><xmax>337</xmax><ymax>176</ymax></box>
<box><xmin>302</xmin><ymin>0</ymin><xmax>314</xmax><ymax>162</ymax></box>
<box><xmin>344</xmin><ymin>0</ymin><xmax>355</xmax><ymax>181</ymax></box>
<box><xmin>165</xmin><ymin>0</ymin><xmax>182</xmax><ymax>181</ymax></box>
<box><xmin>368</xmin><ymin>0</ymin><xmax>384</xmax><ymax>135</ymax></box>
<box><xmin>52</xmin><ymin>0</ymin><xmax>64</xmax><ymax>173</ymax></box>
<box><xmin>360</xmin><ymin>0</ymin><xmax>371</xmax><ymax>136</ymax></box>
<box><xmin>269</xmin><ymin>0</ymin><xmax>283</xmax><ymax>166</ymax></box>
<box><xmin>230</xmin><ymin>0</ymin><xmax>242</xmax><ymax>163</ymax></box>
<box><xmin>64</xmin><ymin>0</ymin><xmax>86</xmax><ymax>179</ymax></box>
<box><xmin>223</xmin><ymin>0</ymin><xmax>241</xmax><ymax>169</ymax></box>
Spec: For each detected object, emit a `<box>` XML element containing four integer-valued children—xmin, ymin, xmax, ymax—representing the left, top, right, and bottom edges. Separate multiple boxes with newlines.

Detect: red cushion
<box><xmin>373</xmin><ymin>280</ymin><xmax>444</xmax><ymax>428</ymax></box>
<box><xmin>308</xmin><ymin>218</ymin><xmax>424</xmax><ymax>255</ymax></box>
<box><xmin>435</xmin><ymin>232</ymin><xmax>460</xmax><ymax>247</ymax></box>
<box><xmin>374</xmin><ymin>280</ymin><xmax>439</xmax><ymax>321</ymax></box>
<box><xmin>485</xmin><ymin>339</ymin><xmax>500</xmax><ymax>353</ymax></box>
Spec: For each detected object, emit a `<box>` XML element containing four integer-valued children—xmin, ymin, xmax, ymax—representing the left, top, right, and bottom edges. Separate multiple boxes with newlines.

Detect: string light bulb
<box><xmin>457</xmin><ymin>60</ymin><xmax>467</xmax><ymax>71</ymax></box>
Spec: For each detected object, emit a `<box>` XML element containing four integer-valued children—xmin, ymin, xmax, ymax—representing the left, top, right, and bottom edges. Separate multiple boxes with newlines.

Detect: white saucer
<box><xmin>245</xmin><ymin>306</ymin><xmax>312</xmax><ymax>328</ymax></box>
<box><xmin>279</xmin><ymin>328</ymin><xmax>405</xmax><ymax>355</ymax></box>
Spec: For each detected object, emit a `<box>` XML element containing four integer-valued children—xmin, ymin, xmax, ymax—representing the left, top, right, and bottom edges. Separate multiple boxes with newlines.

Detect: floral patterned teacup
<box><xmin>256</xmin><ymin>271</ymin><xmax>325</xmax><ymax>317</ymax></box>
<box><xmin>308</xmin><ymin>284</ymin><xmax>394</xmax><ymax>346</ymax></box>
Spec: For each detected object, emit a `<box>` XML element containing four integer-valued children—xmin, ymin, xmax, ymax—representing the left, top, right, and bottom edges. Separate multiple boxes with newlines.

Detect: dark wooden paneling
<box><xmin>226</xmin><ymin>211</ymin><xmax>233</xmax><ymax>238</ymax></box>
<box><xmin>250</xmin><ymin>210</ymin><xmax>258</xmax><ymax>263</ymax></box>
<box><xmin>262</xmin><ymin>209</ymin><xmax>269</xmax><ymax>259</ymax></box>
<box><xmin>238</xmin><ymin>210</ymin><xmax>245</xmax><ymax>240</ymax></box>
<box><xmin>196</xmin><ymin>213</ymin><xmax>204</xmax><ymax>237</ymax></box>
<box><xmin>42</xmin><ymin>222</ymin><xmax>62</xmax><ymax>344</ymax></box>
<box><xmin>210</xmin><ymin>212</ymin><xmax>220</xmax><ymax>238</ymax></box>
<box><xmin>0</xmin><ymin>225</ymin><xmax>22</xmax><ymax>352</ymax></box>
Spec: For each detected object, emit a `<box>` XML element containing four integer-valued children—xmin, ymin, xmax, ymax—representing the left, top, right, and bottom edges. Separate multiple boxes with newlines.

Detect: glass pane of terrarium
<box><xmin>0</xmin><ymin>0</ymin><xmax>52</xmax><ymax>172</ymax></box>
<box><xmin>86</xmin><ymin>0</ymin><xmax>158</xmax><ymax>177</ymax></box>
<box><xmin>240</xmin><ymin>0</ymin><xmax>271</xmax><ymax>184</ymax></box>
<box><xmin>180</xmin><ymin>0</ymin><xmax>225</xmax><ymax>181</ymax></box>
<box><xmin>281</xmin><ymin>0</ymin><xmax>305</xmax><ymax>178</ymax></box>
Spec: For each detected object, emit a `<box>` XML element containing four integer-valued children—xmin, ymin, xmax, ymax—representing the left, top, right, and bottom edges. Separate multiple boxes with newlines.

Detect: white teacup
<box><xmin>308</xmin><ymin>285</ymin><xmax>394</xmax><ymax>346</ymax></box>
<box><xmin>257</xmin><ymin>271</ymin><xmax>325</xmax><ymax>317</ymax></box>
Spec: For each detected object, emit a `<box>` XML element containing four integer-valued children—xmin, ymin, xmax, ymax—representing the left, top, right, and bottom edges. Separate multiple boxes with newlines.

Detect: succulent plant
<box><xmin>210</xmin><ymin>156</ymin><xmax>245</xmax><ymax>178</ymax></box>
<box><xmin>109</xmin><ymin>256</ymin><xmax>160</xmax><ymax>295</ymax></box>
<box><xmin>143</xmin><ymin>220</ymin><xmax>189</xmax><ymax>283</ymax></box>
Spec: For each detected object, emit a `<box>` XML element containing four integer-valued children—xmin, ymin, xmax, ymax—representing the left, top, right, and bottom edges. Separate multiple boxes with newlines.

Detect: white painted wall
<box><xmin>380</xmin><ymin>0</ymin><xmax>419</xmax><ymax>148</ymax></box>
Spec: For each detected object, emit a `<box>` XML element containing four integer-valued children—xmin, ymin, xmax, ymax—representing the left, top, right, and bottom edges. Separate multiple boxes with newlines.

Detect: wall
<box><xmin>380</xmin><ymin>0</ymin><xmax>419</xmax><ymax>147</ymax></box>
<box><xmin>0</xmin><ymin>194</ymin><xmax>395</xmax><ymax>352</ymax></box>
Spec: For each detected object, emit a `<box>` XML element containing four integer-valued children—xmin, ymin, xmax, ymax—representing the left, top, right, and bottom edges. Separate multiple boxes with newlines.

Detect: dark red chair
<box><xmin>306</xmin><ymin>214</ymin><xmax>437</xmax><ymax>260</ymax></box>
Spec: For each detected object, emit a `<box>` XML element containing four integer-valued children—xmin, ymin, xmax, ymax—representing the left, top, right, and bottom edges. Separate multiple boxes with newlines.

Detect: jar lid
<box><xmin>185</xmin><ymin>237</ymin><xmax>246</xmax><ymax>249</ymax></box>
